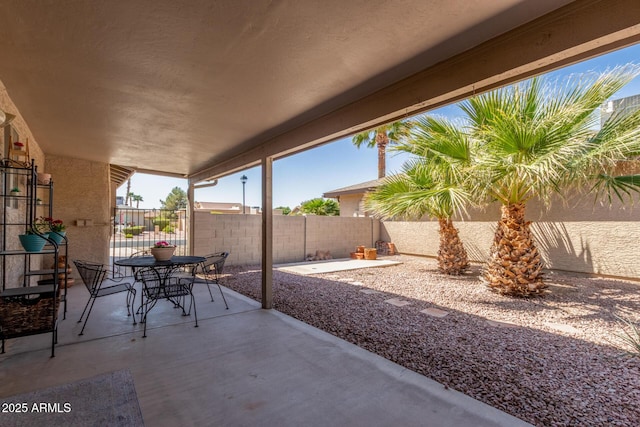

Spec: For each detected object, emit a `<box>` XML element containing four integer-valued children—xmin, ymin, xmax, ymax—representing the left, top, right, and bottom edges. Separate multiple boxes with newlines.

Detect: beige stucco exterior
<box><xmin>45</xmin><ymin>155</ymin><xmax>112</xmax><ymax>267</ymax></box>
<box><xmin>381</xmin><ymin>193</ymin><xmax>640</xmax><ymax>279</ymax></box>
<box><xmin>2</xmin><ymin>84</ymin><xmax>47</xmax><ymax>287</ymax></box>
<box><xmin>337</xmin><ymin>194</ymin><xmax>368</xmax><ymax>217</ymax></box>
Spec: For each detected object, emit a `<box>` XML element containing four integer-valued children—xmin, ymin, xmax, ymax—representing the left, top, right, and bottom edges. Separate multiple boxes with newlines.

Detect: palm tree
<box><xmin>299</xmin><ymin>198</ymin><xmax>340</xmax><ymax>216</ymax></box>
<box><xmin>132</xmin><ymin>194</ymin><xmax>143</xmax><ymax>208</ymax></box>
<box><xmin>352</xmin><ymin>121</ymin><xmax>413</xmax><ymax>178</ymax></box>
<box><xmin>464</xmin><ymin>66</ymin><xmax>640</xmax><ymax>296</ymax></box>
<box><xmin>125</xmin><ymin>178</ymin><xmax>132</xmax><ymax>206</ymax></box>
<box><xmin>366</xmin><ymin>115</ymin><xmax>474</xmax><ymax>275</ymax></box>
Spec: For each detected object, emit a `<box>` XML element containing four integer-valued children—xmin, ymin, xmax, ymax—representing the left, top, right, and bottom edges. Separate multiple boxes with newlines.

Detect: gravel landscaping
<box><xmin>223</xmin><ymin>254</ymin><xmax>640</xmax><ymax>427</ymax></box>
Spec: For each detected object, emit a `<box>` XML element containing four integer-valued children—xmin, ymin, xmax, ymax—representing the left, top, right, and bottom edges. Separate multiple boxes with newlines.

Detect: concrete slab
<box><xmin>359</xmin><ymin>289</ymin><xmax>383</xmax><ymax>295</ymax></box>
<box><xmin>275</xmin><ymin>258</ymin><xmax>402</xmax><ymax>275</ymax></box>
<box><xmin>486</xmin><ymin>319</ymin><xmax>519</xmax><ymax>328</ymax></box>
<box><xmin>1</xmin><ymin>311</ymin><xmax>530</xmax><ymax>427</ymax></box>
<box><xmin>545</xmin><ymin>322</ymin><xmax>580</xmax><ymax>334</ymax></box>
<box><xmin>0</xmin><ymin>279</ymin><xmax>531</xmax><ymax>427</ymax></box>
<box><xmin>421</xmin><ymin>307</ymin><xmax>450</xmax><ymax>318</ymax></box>
<box><xmin>385</xmin><ymin>298</ymin><xmax>412</xmax><ymax>307</ymax></box>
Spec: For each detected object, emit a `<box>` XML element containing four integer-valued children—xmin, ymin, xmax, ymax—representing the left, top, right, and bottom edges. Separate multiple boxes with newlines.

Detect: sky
<box><xmin>117</xmin><ymin>44</ymin><xmax>640</xmax><ymax>210</ymax></box>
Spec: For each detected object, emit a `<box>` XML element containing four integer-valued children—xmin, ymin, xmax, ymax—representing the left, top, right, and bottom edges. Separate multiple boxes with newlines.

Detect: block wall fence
<box><xmin>381</xmin><ymin>195</ymin><xmax>640</xmax><ymax>280</ymax></box>
<box><xmin>193</xmin><ymin>213</ymin><xmax>380</xmax><ymax>266</ymax></box>
<box><xmin>193</xmin><ymin>194</ymin><xmax>639</xmax><ymax>280</ymax></box>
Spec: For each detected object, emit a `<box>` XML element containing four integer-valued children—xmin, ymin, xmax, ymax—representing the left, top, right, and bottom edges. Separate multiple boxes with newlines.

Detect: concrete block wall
<box><xmin>305</xmin><ymin>216</ymin><xmax>378</xmax><ymax>259</ymax></box>
<box><xmin>193</xmin><ymin>213</ymin><xmax>379</xmax><ymax>265</ymax></box>
<box><xmin>380</xmin><ymin>194</ymin><xmax>640</xmax><ymax>280</ymax></box>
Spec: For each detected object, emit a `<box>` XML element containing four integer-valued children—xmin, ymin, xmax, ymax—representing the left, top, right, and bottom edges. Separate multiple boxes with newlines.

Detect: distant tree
<box><xmin>125</xmin><ymin>178</ymin><xmax>132</xmax><ymax>206</ymax></box>
<box><xmin>131</xmin><ymin>194</ymin><xmax>144</xmax><ymax>208</ymax></box>
<box><xmin>160</xmin><ymin>187</ymin><xmax>188</xmax><ymax>211</ymax></box>
<box><xmin>352</xmin><ymin>120</ymin><xmax>413</xmax><ymax>178</ymax></box>
<box><xmin>299</xmin><ymin>198</ymin><xmax>340</xmax><ymax>216</ymax></box>
<box><xmin>276</xmin><ymin>206</ymin><xmax>291</xmax><ymax>215</ymax></box>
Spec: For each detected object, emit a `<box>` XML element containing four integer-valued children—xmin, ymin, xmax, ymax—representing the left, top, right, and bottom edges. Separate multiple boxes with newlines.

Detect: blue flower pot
<box><xmin>19</xmin><ymin>234</ymin><xmax>47</xmax><ymax>252</ymax></box>
<box><xmin>48</xmin><ymin>231</ymin><xmax>66</xmax><ymax>244</ymax></box>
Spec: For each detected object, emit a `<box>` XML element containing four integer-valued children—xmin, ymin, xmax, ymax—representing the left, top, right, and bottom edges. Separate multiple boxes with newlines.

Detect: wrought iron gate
<box><xmin>111</xmin><ymin>207</ymin><xmax>187</xmax><ymax>264</ymax></box>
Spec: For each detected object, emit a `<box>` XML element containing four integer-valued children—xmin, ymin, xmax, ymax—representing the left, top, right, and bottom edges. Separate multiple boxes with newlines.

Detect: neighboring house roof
<box><xmin>323</xmin><ymin>179</ymin><xmax>384</xmax><ymax>198</ymax></box>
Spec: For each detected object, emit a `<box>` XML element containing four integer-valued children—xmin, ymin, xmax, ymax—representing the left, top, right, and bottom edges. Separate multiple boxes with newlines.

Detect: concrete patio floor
<box><xmin>0</xmin><ymin>278</ymin><xmax>531</xmax><ymax>426</ymax></box>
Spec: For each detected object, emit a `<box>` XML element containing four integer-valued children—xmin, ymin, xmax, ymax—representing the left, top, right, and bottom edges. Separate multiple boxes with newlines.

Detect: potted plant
<box><xmin>36</xmin><ymin>198</ymin><xmax>43</xmax><ymax>205</ymax></box>
<box><xmin>47</xmin><ymin>218</ymin><xmax>66</xmax><ymax>244</ymax></box>
<box><xmin>10</xmin><ymin>187</ymin><xmax>20</xmax><ymax>196</ymax></box>
<box><xmin>13</xmin><ymin>141</ymin><xmax>24</xmax><ymax>151</ymax></box>
<box><xmin>19</xmin><ymin>219</ymin><xmax>50</xmax><ymax>252</ymax></box>
<box><xmin>150</xmin><ymin>240</ymin><xmax>176</xmax><ymax>261</ymax></box>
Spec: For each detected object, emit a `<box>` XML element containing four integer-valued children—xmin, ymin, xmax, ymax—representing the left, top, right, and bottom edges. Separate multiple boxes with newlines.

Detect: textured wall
<box><xmin>337</xmin><ymin>194</ymin><xmax>363</xmax><ymax>217</ymax></box>
<box><xmin>193</xmin><ymin>213</ymin><xmax>379</xmax><ymax>265</ymax></box>
<box><xmin>381</xmin><ymin>194</ymin><xmax>640</xmax><ymax>280</ymax></box>
<box><xmin>45</xmin><ymin>155</ymin><xmax>112</xmax><ymax>271</ymax></box>
<box><xmin>1</xmin><ymin>82</ymin><xmax>47</xmax><ymax>287</ymax></box>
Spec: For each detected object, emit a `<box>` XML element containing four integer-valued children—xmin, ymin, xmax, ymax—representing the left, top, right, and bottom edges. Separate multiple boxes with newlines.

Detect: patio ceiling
<box><xmin>1</xmin><ymin>1</ymin><xmax>639</xmax><ymax>183</ymax></box>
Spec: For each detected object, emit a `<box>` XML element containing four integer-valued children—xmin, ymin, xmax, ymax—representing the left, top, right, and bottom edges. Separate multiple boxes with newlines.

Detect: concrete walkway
<box><xmin>0</xmin><ymin>282</ymin><xmax>531</xmax><ymax>426</ymax></box>
<box><xmin>275</xmin><ymin>258</ymin><xmax>402</xmax><ymax>275</ymax></box>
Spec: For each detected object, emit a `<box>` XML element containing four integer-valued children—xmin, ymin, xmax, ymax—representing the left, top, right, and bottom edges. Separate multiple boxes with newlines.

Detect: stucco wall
<box><xmin>193</xmin><ymin>213</ymin><xmax>379</xmax><ymax>265</ymax></box>
<box><xmin>46</xmin><ymin>155</ymin><xmax>112</xmax><ymax>270</ymax></box>
<box><xmin>1</xmin><ymin>82</ymin><xmax>47</xmax><ymax>287</ymax></box>
<box><xmin>337</xmin><ymin>194</ymin><xmax>367</xmax><ymax>217</ymax></box>
<box><xmin>381</xmin><ymin>194</ymin><xmax>640</xmax><ymax>279</ymax></box>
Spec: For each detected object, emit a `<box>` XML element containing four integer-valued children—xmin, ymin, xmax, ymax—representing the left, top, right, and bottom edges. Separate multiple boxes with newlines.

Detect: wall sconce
<box><xmin>0</xmin><ymin>110</ymin><xmax>16</xmax><ymax>128</ymax></box>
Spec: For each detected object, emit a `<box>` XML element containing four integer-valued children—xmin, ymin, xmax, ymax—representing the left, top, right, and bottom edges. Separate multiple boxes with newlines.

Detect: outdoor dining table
<box><xmin>114</xmin><ymin>255</ymin><xmax>206</xmax><ymax>322</ymax></box>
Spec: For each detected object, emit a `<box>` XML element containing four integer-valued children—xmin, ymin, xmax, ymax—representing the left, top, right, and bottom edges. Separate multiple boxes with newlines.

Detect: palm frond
<box><xmin>591</xmin><ymin>174</ymin><xmax>640</xmax><ymax>205</ymax></box>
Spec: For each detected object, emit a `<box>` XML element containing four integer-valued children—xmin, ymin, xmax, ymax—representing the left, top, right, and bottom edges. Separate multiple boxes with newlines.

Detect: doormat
<box><xmin>0</xmin><ymin>369</ymin><xmax>144</xmax><ymax>426</ymax></box>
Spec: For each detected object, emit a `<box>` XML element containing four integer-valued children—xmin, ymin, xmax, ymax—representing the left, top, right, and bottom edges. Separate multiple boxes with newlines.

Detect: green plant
<box><xmin>125</xmin><ymin>233</ymin><xmax>133</xmax><ymax>238</ymax></box>
<box><xmin>352</xmin><ymin>120</ymin><xmax>413</xmax><ymax>178</ymax></box>
<box><xmin>615</xmin><ymin>315</ymin><xmax>640</xmax><ymax>358</ymax></box>
<box><xmin>153</xmin><ymin>218</ymin><xmax>171</xmax><ymax>229</ymax></box>
<box><xmin>121</xmin><ymin>226</ymin><xmax>145</xmax><ymax>235</ymax></box>
<box><xmin>10</xmin><ymin>187</ymin><xmax>20</xmax><ymax>193</ymax></box>
<box><xmin>33</xmin><ymin>216</ymin><xmax>50</xmax><ymax>233</ymax></box>
<box><xmin>366</xmin><ymin>115</ymin><xmax>474</xmax><ymax>275</ymax></box>
<box><xmin>162</xmin><ymin>225</ymin><xmax>175</xmax><ymax>233</ymax></box>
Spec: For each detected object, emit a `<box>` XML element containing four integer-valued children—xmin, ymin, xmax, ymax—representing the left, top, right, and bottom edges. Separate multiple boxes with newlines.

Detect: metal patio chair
<box><xmin>135</xmin><ymin>266</ymin><xmax>198</xmax><ymax>338</ymax></box>
<box><xmin>197</xmin><ymin>252</ymin><xmax>229</xmax><ymax>309</ymax></box>
<box><xmin>73</xmin><ymin>259</ymin><xmax>137</xmax><ymax>336</ymax></box>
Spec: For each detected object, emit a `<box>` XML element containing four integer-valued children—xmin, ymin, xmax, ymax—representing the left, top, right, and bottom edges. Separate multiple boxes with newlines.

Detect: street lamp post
<box><xmin>240</xmin><ymin>175</ymin><xmax>248</xmax><ymax>214</ymax></box>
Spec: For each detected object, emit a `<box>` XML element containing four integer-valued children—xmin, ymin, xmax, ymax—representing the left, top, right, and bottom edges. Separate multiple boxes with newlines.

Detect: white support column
<box><xmin>261</xmin><ymin>156</ymin><xmax>273</xmax><ymax>309</ymax></box>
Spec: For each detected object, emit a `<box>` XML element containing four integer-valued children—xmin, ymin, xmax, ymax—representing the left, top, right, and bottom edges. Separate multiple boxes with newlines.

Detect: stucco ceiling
<box><xmin>0</xmin><ymin>0</ymin><xmax>630</xmax><ymax>180</ymax></box>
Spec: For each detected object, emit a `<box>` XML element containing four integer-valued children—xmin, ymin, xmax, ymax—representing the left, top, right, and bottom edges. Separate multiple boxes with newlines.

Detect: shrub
<box><xmin>125</xmin><ymin>233</ymin><xmax>133</xmax><ymax>239</ymax></box>
<box><xmin>121</xmin><ymin>226</ymin><xmax>145</xmax><ymax>235</ymax></box>
<box><xmin>153</xmin><ymin>218</ymin><xmax>171</xmax><ymax>229</ymax></box>
<box><xmin>163</xmin><ymin>225</ymin><xmax>175</xmax><ymax>233</ymax></box>
<box><xmin>615</xmin><ymin>315</ymin><xmax>640</xmax><ymax>358</ymax></box>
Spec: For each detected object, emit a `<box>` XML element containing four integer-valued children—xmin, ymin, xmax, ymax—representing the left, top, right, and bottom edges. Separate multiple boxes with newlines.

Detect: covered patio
<box><xmin>2</xmin><ymin>1</ymin><xmax>640</xmax><ymax>425</ymax></box>
<box><xmin>1</xmin><ymin>279</ymin><xmax>529</xmax><ymax>426</ymax></box>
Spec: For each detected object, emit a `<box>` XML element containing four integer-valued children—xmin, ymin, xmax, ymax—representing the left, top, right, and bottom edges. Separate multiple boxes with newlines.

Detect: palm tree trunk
<box><xmin>437</xmin><ymin>218</ymin><xmax>469</xmax><ymax>275</ymax></box>
<box><xmin>484</xmin><ymin>203</ymin><xmax>546</xmax><ymax>296</ymax></box>
<box><xmin>376</xmin><ymin>133</ymin><xmax>388</xmax><ymax>178</ymax></box>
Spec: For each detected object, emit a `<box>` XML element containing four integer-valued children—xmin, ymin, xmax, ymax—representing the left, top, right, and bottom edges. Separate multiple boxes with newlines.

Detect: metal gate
<box><xmin>111</xmin><ymin>207</ymin><xmax>187</xmax><ymax>264</ymax></box>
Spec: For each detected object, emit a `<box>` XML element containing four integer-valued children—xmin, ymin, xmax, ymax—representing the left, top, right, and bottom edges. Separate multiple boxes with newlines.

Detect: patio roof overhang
<box><xmin>3</xmin><ymin>0</ymin><xmax>640</xmax><ymax>309</ymax></box>
<box><xmin>1</xmin><ymin>0</ymin><xmax>639</xmax><ymax>184</ymax></box>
